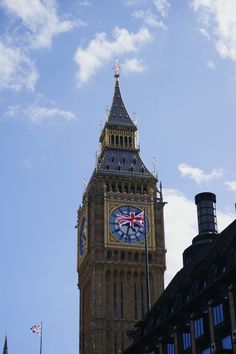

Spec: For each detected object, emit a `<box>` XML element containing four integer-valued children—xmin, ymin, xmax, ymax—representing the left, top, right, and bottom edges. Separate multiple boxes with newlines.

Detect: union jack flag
<box><xmin>30</xmin><ymin>325</ymin><xmax>41</xmax><ymax>334</ymax></box>
<box><xmin>117</xmin><ymin>210</ymin><xmax>144</xmax><ymax>228</ymax></box>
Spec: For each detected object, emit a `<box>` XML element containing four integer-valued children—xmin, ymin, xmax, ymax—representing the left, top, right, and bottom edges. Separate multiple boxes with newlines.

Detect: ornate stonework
<box><xmin>77</xmin><ymin>73</ymin><xmax>166</xmax><ymax>354</ymax></box>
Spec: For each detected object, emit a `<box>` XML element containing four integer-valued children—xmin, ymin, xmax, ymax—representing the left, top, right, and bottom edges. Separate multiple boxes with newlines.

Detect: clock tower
<box><xmin>77</xmin><ymin>68</ymin><xmax>166</xmax><ymax>354</ymax></box>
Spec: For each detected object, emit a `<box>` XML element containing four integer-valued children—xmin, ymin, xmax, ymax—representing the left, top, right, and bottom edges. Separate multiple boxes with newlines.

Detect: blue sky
<box><xmin>0</xmin><ymin>0</ymin><xmax>236</xmax><ymax>353</ymax></box>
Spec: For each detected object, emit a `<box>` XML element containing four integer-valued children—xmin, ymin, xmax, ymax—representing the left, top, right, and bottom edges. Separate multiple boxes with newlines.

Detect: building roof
<box><xmin>96</xmin><ymin>148</ymin><xmax>155</xmax><ymax>179</ymax></box>
<box><xmin>124</xmin><ymin>219</ymin><xmax>236</xmax><ymax>353</ymax></box>
<box><xmin>106</xmin><ymin>76</ymin><xmax>136</xmax><ymax>129</ymax></box>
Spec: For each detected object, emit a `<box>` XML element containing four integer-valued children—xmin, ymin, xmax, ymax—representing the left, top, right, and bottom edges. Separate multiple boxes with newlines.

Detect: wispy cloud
<box><xmin>225</xmin><ymin>180</ymin><xmax>236</xmax><ymax>192</ymax></box>
<box><xmin>6</xmin><ymin>96</ymin><xmax>76</xmax><ymax>124</ymax></box>
<box><xmin>77</xmin><ymin>0</ymin><xmax>91</xmax><ymax>6</ymax></box>
<box><xmin>164</xmin><ymin>188</ymin><xmax>234</xmax><ymax>285</ymax></box>
<box><xmin>178</xmin><ymin>163</ymin><xmax>223</xmax><ymax>184</ymax></box>
<box><xmin>132</xmin><ymin>9</ymin><xmax>166</xmax><ymax>29</ymax></box>
<box><xmin>74</xmin><ymin>26</ymin><xmax>152</xmax><ymax>86</ymax></box>
<box><xmin>153</xmin><ymin>0</ymin><xmax>170</xmax><ymax>18</ymax></box>
<box><xmin>0</xmin><ymin>41</ymin><xmax>38</xmax><ymax>91</ymax></box>
<box><xmin>0</xmin><ymin>0</ymin><xmax>77</xmax><ymax>50</ymax></box>
<box><xmin>122</xmin><ymin>58</ymin><xmax>146</xmax><ymax>73</ymax></box>
<box><xmin>191</xmin><ymin>0</ymin><xmax>236</xmax><ymax>63</ymax></box>
<box><xmin>207</xmin><ymin>59</ymin><xmax>216</xmax><ymax>70</ymax></box>
<box><xmin>22</xmin><ymin>157</ymin><xmax>32</xmax><ymax>169</ymax></box>
<box><xmin>0</xmin><ymin>0</ymin><xmax>80</xmax><ymax>91</ymax></box>
<box><xmin>122</xmin><ymin>0</ymin><xmax>147</xmax><ymax>6</ymax></box>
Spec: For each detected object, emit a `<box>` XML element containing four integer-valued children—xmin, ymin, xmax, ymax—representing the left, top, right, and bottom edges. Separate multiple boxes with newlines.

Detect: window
<box><xmin>134</xmin><ymin>253</ymin><xmax>139</xmax><ymax>262</ymax></box>
<box><xmin>213</xmin><ymin>303</ymin><xmax>224</xmax><ymax>326</ymax></box>
<box><xmin>120</xmin><ymin>251</ymin><xmax>125</xmax><ymax>261</ymax></box>
<box><xmin>194</xmin><ymin>317</ymin><xmax>204</xmax><ymax>338</ymax></box>
<box><xmin>221</xmin><ymin>335</ymin><xmax>232</xmax><ymax>349</ymax></box>
<box><xmin>107</xmin><ymin>251</ymin><xmax>112</xmax><ymax>260</ymax></box>
<box><xmin>134</xmin><ymin>283</ymin><xmax>138</xmax><ymax>320</ymax></box>
<box><xmin>201</xmin><ymin>347</ymin><xmax>210</xmax><ymax>354</ymax></box>
<box><xmin>167</xmin><ymin>343</ymin><xmax>175</xmax><ymax>354</ymax></box>
<box><xmin>182</xmin><ymin>333</ymin><xmax>191</xmax><ymax>350</ymax></box>
<box><xmin>120</xmin><ymin>282</ymin><xmax>124</xmax><ymax>319</ymax></box>
<box><xmin>114</xmin><ymin>282</ymin><xmax>117</xmax><ymax>319</ymax></box>
<box><xmin>141</xmin><ymin>283</ymin><xmax>145</xmax><ymax>319</ymax></box>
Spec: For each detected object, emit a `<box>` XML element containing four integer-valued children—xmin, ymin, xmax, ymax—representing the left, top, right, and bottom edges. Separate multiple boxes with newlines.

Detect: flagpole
<box><xmin>40</xmin><ymin>322</ymin><xmax>43</xmax><ymax>354</ymax></box>
<box><xmin>144</xmin><ymin>209</ymin><xmax>151</xmax><ymax>312</ymax></box>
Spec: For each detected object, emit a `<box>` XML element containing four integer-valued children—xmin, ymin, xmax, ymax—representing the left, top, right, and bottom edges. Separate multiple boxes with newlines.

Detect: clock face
<box><xmin>109</xmin><ymin>205</ymin><xmax>149</xmax><ymax>244</ymax></box>
<box><xmin>80</xmin><ymin>216</ymin><xmax>87</xmax><ymax>256</ymax></box>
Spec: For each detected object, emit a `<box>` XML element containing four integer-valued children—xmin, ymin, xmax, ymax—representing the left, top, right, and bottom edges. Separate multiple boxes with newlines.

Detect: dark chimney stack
<box><xmin>183</xmin><ymin>192</ymin><xmax>218</xmax><ymax>266</ymax></box>
<box><xmin>193</xmin><ymin>192</ymin><xmax>218</xmax><ymax>244</ymax></box>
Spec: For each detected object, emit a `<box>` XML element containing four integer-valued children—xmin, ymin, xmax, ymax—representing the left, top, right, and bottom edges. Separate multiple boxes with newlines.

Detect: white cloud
<box><xmin>0</xmin><ymin>0</ymin><xmax>76</xmax><ymax>49</ymax></box>
<box><xmin>6</xmin><ymin>98</ymin><xmax>76</xmax><ymax>124</ymax></box>
<box><xmin>164</xmin><ymin>189</ymin><xmax>197</xmax><ymax>284</ymax></box>
<box><xmin>164</xmin><ymin>188</ymin><xmax>234</xmax><ymax>285</ymax></box>
<box><xmin>74</xmin><ymin>27</ymin><xmax>152</xmax><ymax>86</ymax></box>
<box><xmin>225</xmin><ymin>180</ymin><xmax>236</xmax><ymax>192</ymax></box>
<box><xmin>153</xmin><ymin>0</ymin><xmax>170</xmax><ymax>17</ymax></box>
<box><xmin>132</xmin><ymin>9</ymin><xmax>166</xmax><ymax>29</ymax></box>
<box><xmin>178</xmin><ymin>163</ymin><xmax>223</xmax><ymax>184</ymax></box>
<box><xmin>122</xmin><ymin>58</ymin><xmax>145</xmax><ymax>73</ymax></box>
<box><xmin>191</xmin><ymin>0</ymin><xmax>236</xmax><ymax>63</ymax></box>
<box><xmin>207</xmin><ymin>59</ymin><xmax>216</xmax><ymax>70</ymax></box>
<box><xmin>0</xmin><ymin>41</ymin><xmax>38</xmax><ymax>91</ymax></box>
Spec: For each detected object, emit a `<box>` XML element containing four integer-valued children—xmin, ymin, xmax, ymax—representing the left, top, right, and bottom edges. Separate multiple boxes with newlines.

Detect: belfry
<box><xmin>77</xmin><ymin>66</ymin><xmax>166</xmax><ymax>354</ymax></box>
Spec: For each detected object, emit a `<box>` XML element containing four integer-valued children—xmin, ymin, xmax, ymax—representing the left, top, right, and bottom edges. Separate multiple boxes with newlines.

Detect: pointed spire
<box><xmin>3</xmin><ymin>336</ymin><xmax>8</xmax><ymax>354</ymax></box>
<box><xmin>107</xmin><ymin>62</ymin><xmax>136</xmax><ymax>129</ymax></box>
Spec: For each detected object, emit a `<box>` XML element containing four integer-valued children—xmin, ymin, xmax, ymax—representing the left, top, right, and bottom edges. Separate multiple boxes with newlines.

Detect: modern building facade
<box><xmin>124</xmin><ymin>193</ymin><xmax>236</xmax><ymax>354</ymax></box>
<box><xmin>77</xmin><ymin>69</ymin><xmax>166</xmax><ymax>354</ymax></box>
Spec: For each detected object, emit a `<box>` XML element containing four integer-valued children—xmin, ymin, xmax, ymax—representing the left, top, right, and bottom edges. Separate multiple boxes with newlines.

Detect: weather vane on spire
<box><xmin>114</xmin><ymin>58</ymin><xmax>120</xmax><ymax>79</ymax></box>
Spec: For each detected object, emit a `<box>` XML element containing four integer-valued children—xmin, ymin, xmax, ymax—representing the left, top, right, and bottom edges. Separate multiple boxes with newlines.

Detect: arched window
<box><xmin>111</xmin><ymin>135</ymin><xmax>114</xmax><ymax>145</ymax></box>
<box><xmin>134</xmin><ymin>283</ymin><xmax>138</xmax><ymax>320</ymax></box>
<box><xmin>129</xmin><ymin>137</ymin><xmax>132</xmax><ymax>146</ymax></box>
<box><xmin>124</xmin><ymin>136</ymin><xmax>128</xmax><ymax>146</ymax></box>
<box><xmin>120</xmin><ymin>281</ymin><xmax>124</xmax><ymax>319</ymax></box>
<box><xmin>114</xmin><ymin>281</ymin><xmax>117</xmax><ymax>319</ymax></box>
<box><xmin>134</xmin><ymin>253</ymin><xmax>139</xmax><ymax>262</ymax></box>
<box><xmin>107</xmin><ymin>251</ymin><xmax>112</xmax><ymax>260</ymax></box>
<box><xmin>116</xmin><ymin>135</ymin><xmax>119</xmax><ymax>145</ymax></box>
<box><xmin>120</xmin><ymin>136</ymin><xmax>123</xmax><ymax>145</ymax></box>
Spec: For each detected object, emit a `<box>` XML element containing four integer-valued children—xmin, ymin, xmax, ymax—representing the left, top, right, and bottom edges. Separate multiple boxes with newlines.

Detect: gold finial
<box><xmin>114</xmin><ymin>59</ymin><xmax>120</xmax><ymax>79</ymax></box>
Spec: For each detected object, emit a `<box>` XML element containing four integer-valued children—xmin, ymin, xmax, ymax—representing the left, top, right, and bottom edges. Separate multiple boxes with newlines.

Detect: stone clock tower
<box><xmin>77</xmin><ymin>68</ymin><xmax>166</xmax><ymax>354</ymax></box>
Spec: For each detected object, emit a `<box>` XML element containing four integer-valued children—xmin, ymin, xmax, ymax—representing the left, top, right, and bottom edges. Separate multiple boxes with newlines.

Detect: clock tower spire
<box><xmin>77</xmin><ymin>69</ymin><xmax>166</xmax><ymax>354</ymax></box>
